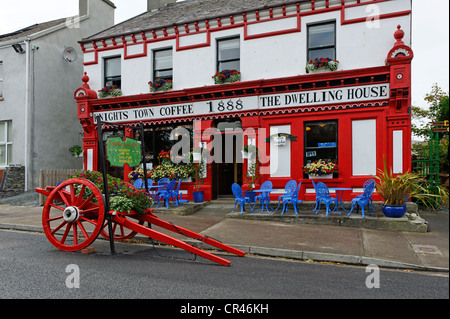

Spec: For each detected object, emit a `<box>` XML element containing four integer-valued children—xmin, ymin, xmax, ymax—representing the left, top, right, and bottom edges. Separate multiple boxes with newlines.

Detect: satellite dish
<box><xmin>63</xmin><ymin>47</ymin><xmax>77</xmax><ymax>62</ymax></box>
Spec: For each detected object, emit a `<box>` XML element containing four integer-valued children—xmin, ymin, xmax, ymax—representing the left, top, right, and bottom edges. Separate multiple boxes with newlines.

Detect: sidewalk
<box><xmin>0</xmin><ymin>198</ymin><xmax>448</xmax><ymax>272</ymax></box>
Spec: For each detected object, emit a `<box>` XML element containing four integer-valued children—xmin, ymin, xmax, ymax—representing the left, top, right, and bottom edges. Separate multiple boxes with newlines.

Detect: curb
<box><xmin>1</xmin><ymin>219</ymin><xmax>447</xmax><ymax>273</ymax></box>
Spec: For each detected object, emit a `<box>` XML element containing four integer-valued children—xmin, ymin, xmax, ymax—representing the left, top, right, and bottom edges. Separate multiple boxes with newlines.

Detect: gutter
<box><xmin>24</xmin><ymin>39</ymin><xmax>31</xmax><ymax>191</ymax></box>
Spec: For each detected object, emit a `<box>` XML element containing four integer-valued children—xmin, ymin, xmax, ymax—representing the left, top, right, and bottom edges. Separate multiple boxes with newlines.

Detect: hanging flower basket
<box><xmin>149</xmin><ymin>78</ymin><xmax>173</xmax><ymax>92</ymax></box>
<box><xmin>303</xmin><ymin>159</ymin><xmax>339</xmax><ymax>177</ymax></box>
<box><xmin>213</xmin><ymin>69</ymin><xmax>241</xmax><ymax>84</ymax></box>
<box><xmin>69</xmin><ymin>145</ymin><xmax>83</xmax><ymax>157</ymax></box>
<box><xmin>98</xmin><ymin>85</ymin><xmax>122</xmax><ymax>98</ymax></box>
<box><xmin>305</xmin><ymin>58</ymin><xmax>339</xmax><ymax>73</ymax></box>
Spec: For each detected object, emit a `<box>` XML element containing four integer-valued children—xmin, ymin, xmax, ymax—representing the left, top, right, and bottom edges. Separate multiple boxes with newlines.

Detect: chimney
<box><xmin>79</xmin><ymin>0</ymin><xmax>88</xmax><ymax>16</ymax></box>
<box><xmin>147</xmin><ymin>0</ymin><xmax>177</xmax><ymax>11</ymax></box>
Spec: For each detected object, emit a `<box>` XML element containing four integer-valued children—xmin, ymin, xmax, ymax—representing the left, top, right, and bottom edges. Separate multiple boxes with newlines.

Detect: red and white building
<box><xmin>74</xmin><ymin>0</ymin><xmax>413</xmax><ymax>202</ymax></box>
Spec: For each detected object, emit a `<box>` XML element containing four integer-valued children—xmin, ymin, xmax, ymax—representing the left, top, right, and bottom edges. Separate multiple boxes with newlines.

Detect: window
<box><xmin>307</xmin><ymin>22</ymin><xmax>336</xmax><ymax>61</ymax></box>
<box><xmin>304</xmin><ymin>120</ymin><xmax>338</xmax><ymax>169</ymax></box>
<box><xmin>0</xmin><ymin>120</ymin><xmax>12</xmax><ymax>167</ymax></box>
<box><xmin>217</xmin><ymin>37</ymin><xmax>240</xmax><ymax>71</ymax></box>
<box><xmin>104</xmin><ymin>57</ymin><xmax>121</xmax><ymax>88</ymax></box>
<box><xmin>0</xmin><ymin>62</ymin><xmax>3</xmax><ymax>98</ymax></box>
<box><xmin>153</xmin><ymin>48</ymin><xmax>173</xmax><ymax>80</ymax></box>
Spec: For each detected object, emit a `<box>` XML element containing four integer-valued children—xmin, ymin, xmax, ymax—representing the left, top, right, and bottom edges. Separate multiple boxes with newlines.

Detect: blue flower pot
<box><xmin>193</xmin><ymin>191</ymin><xmax>204</xmax><ymax>203</ymax></box>
<box><xmin>382</xmin><ymin>205</ymin><xmax>407</xmax><ymax>218</ymax></box>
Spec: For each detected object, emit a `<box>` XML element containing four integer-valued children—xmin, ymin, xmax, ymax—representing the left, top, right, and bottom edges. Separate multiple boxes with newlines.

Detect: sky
<box><xmin>0</xmin><ymin>0</ymin><xmax>448</xmax><ymax>113</ymax></box>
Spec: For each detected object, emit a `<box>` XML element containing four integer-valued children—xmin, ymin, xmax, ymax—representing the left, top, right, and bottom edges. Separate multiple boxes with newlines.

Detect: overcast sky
<box><xmin>0</xmin><ymin>0</ymin><xmax>448</xmax><ymax>111</ymax></box>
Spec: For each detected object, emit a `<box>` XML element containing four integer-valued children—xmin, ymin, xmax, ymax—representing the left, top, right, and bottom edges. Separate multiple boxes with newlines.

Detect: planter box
<box><xmin>308</xmin><ymin>173</ymin><xmax>333</xmax><ymax>179</ymax></box>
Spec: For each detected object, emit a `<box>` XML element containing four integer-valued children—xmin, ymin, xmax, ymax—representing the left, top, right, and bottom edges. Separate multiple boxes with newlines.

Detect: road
<box><xmin>0</xmin><ymin>229</ymin><xmax>448</xmax><ymax>304</ymax></box>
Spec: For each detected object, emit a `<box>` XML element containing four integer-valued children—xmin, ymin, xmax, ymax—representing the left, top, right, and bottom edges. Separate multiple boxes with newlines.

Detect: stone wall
<box><xmin>0</xmin><ymin>166</ymin><xmax>25</xmax><ymax>198</ymax></box>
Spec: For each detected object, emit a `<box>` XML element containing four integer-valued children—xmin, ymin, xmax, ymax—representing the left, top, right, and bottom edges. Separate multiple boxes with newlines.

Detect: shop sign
<box><xmin>93</xmin><ymin>83</ymin><xmax>390</xmax><ymax>123</ymax></box>
<box><xmin>106</xmin><ymin>137</ymin><xmax>141</xmax><ymax>167</ymax></box>
<box><xmin>265</xmin><ymin>133</ymin><xmax>297</xmax><ymax>143</ymax></box>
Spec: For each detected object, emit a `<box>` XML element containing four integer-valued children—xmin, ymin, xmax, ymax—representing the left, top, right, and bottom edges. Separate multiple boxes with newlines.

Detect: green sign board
<box><xmin>106</xmin><ymin>137</ymin><xmax>141</xmax><ymax>167</ymax></box>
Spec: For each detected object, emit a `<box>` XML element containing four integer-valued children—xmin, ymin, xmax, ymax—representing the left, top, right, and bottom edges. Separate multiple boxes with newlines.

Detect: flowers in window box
<box><xmin>303</xmin><ymin>159</ymin><xmax>339</xmax><ymax>176</ymax></box>
<box><xmin>128</xmin><ymin>167</ymin><xmax>151</xmax><ymax>181</ymax></box>
<box><xmin>149</xmin><ymin>162</ymin><xmax>193</xmax><ymax>180</ymax></box>
<box><xmin>69</xmin><ymin>145</ymin><xmax>83</xmax><ymax>157</ymax></box>
<box><xmin>213</xmin><ymin>69</ymin><xmax>241</xmax><ymax>84</ymax></box>
<box><xmin>305</xmin><ymin>58</ymin><xmax>339</xmax><ymax>73</ymax></box>
<box><xmin>98</xmin><ymin>85</ymin><xmax>122</xmax><ymax>98</ymax></box>
<box><xmin>149</xmin><ymin>78</ymin><xmax>173</xmax><ymax>92</ymax></box>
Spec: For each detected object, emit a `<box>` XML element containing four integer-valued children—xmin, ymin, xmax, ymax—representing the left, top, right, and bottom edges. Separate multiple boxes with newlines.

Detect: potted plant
<box><xmin>305</xmin><ymin>57</ymin><xmax>339</xmax><ymax>73</ymax></box>
<box><xmin>374</xmin><ymin>159</ymin><xmax>449</xmax><ymax>218</ymax></box>
<box><xmin>98</xmin><ymin>85</ymin><xmax>122</xmax><ymax>98</ymax></box>
<box><xmin>69</xmin><ymin>145</ymin><xmax>83</xmax><ymax>157</ymax></box>
<box><xmin>213</xmin><ymin>69</ymin><xmax>241</xmax><ymax>84</ymax></box>
<box><xmin>243</xmin><ymin>161</ymin><xmax>261</xmax><ymax>203</ymax></box>
<box><xmin>149</xmin><ymin>78</ymin><xmax>173</xmax><ymax>92</ymax></box>
<box><xmin>191</xmin><ymin>161</ymin><xmax>205</xmax><ymax>203</ymax></box>
<box><xmin>303</xmin><ymin>159</ymin><xmax>338</xmax><ymax>179</ymax></box>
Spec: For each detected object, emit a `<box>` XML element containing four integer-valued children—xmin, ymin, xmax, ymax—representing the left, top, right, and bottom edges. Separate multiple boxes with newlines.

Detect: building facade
<box><xmin>0</xmin><ymin>0</ymin><xmax>115</xmax><ymax>190</ymax></box>
<box><xmin>74</xmin><ymin>0</ymin><xmax>413</xmax><ymax>201</ymax></box>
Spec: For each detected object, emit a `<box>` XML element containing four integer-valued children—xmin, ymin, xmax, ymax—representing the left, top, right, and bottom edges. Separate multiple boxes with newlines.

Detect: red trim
<box><xmin>81</xmin><ymin>0</ymin><xmax>410</xmax><ymax>64</ymax></box>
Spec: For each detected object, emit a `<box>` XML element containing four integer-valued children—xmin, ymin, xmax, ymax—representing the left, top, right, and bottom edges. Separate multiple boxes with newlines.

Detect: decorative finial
<box><xmin>394</xmin><ymin>25</ymin><xmax>404</xmax><ymax>43</ymax></box>
<box><xmin>82</xmin><ymin>72</ymin><xmax>89</xmax><ymax>84</ymax></box>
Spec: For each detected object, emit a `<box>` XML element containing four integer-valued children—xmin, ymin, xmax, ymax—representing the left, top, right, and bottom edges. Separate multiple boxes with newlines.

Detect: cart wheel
<box><xmin>42</xmin><ymin>178</ymin><xmax>105</xmax><ymax>252</ymax></box>
<box><xmin>100</xmin><ymin>215</ymin><xmax>144</xmax><ymax>241</ymax></box>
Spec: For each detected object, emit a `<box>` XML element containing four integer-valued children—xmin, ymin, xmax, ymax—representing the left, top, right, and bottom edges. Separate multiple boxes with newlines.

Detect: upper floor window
<box><xmin>307</xmin><ymin>22</ymin><xmax>336</xmax><ymax>61</ymax></box>
<box><xmin>217</xmin><ymin>37</ymin><xmax>240</xmax><ymax>71</ymax></box>
<box><xmin>104</xmin><ymin>56</ymin><xmax>121</xmax><ymax>88</ymax></box>
<box><xmin>0</xmin><ymin>62</ymin><xmax>4</xmax><ymax>98</ymax></box>
<box><xmin>0</xmin><ymin>120</ymin><xmax>12</xmax><ymax>167</ymax></box>
<box><xmin>153</xmin><ymin>48</ymin><xmax>173</xmax><ymax>80</ymax></box>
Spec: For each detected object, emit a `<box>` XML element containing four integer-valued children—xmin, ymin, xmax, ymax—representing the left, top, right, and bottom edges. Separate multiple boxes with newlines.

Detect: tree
<box><xmin>411</xmin><ymin>83</ymin><xmax>449</xmax><ymax>174</ymax></box>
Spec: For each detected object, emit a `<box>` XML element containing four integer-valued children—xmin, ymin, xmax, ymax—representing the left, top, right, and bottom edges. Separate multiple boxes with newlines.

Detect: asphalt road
<box><xmin>0</xmin><ymin>229</ymin><xmax>448</xmax><ymax>303</ymax></box>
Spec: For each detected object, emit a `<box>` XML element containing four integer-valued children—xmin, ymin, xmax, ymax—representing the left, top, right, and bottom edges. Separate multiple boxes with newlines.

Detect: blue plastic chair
<box><xmin>314</xmin><ymin>182</ymin><xmax>338</xmax><ymax>216</ymax></box>
<box><xmin>172</xmin><ymin>179</ymin><xmax>189</xmax><ymax>204</ymax></box>
<box><xmin>348</xmin><ymin>181</ymin><xmax>376</xmax><ymax>218</ymax></box>
<box><xmin>133</xmin><ymin>178</ymin><xmax>143</xmax><ymax>189</ymax></box>
<box><xmin>281</xmin><ymin>182</ymin><xmax>303</xmax><ymax>215</ymax></box>
<box><xmin>276</xmin><ymin>180</ymin><xmax>297</xmax><ymax>211</ymax></box>
<box><xmin>311</xmin><ymin>180</ymin><xmax>322</xmax><ymax>212</ymax></box>
<box><xmin>231</xmin><ymin>183</ymin><xmax>253</xmax><ymax>214</ymax></box>
<box><xmin>254</xmin><ymin>181</ymin><xmax>273</xmax><ymax>213</ymax></box>
<box><xmin>354</xmin><ymin>179</ymin><xmax>376</xmax><ymax>214</ymax></box>
<box><xmin>155</xmin><ymin>180</ymin><xmax>177</xmax><ymax>209</ymax></box>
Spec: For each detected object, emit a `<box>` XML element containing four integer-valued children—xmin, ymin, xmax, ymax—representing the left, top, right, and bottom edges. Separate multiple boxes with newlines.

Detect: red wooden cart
<box><xmin>35</xmin><ymin>178</ymin><xmax>245</xmax><ymax>266</ymax></box>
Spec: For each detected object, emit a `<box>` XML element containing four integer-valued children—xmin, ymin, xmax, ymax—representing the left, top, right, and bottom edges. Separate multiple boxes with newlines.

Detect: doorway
<box><xmin>211</xmin><ymin>119</ymin><xmax>243</xmax><ymax>198</ymax></box>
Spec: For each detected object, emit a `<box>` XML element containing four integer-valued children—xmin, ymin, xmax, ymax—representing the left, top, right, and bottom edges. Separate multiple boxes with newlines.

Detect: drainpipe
<box><xmin>24</xmin><ymin>39</ymin><xmax>31</xmax><ymax>191</ymax></box>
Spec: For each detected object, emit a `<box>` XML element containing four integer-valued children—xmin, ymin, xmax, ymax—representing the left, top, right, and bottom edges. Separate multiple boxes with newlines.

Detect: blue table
<box><xmin>329</xmin><ymin>187</ymin><xmax>352</xmax><ymax>213</ymax></box>
<box><xmin>253</xmin><ymin>189</ymin><xmax>274</xmax><ymax>214</ymax></box>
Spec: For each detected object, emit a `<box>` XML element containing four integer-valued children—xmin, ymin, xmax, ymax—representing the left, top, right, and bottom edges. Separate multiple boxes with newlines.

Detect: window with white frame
<box><xmin>0</xmin><ymin>120</ymin><xmax>12</xmax><ymax>167</ymax></box>
<box><xmin>307</xmin><ymin>21</ymin><xmax>336</xmax><ymax>61</ymax></box>
<box><xmin>217</xmin><ymin>37</ymin><xmax>240</xmax><ymax>72</ymax></box>
<box><xmin>0</xmin><ymin>61</ymin><xmax>4</xmax><ymax>98</ymax></box>
<box><xmin>104</xmin><ymin>56</ymin><xmax>121</xmax><ymax>88</ymax></box>
<box><xmin>153</xmin><ymin>48</ymin><xmax>173</xmax><ymax>81</ymax></box>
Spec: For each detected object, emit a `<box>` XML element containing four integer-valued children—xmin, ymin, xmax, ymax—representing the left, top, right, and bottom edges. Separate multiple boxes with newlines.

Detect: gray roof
<box><xmin>0</xmin><ymin>18</ymin><xmax>67</xmax><ymax>43</ymax></box>
<box><xmin>82</xmin><ymin>0</ymin><xmax>302</xmax><ymax>42</ymax></box>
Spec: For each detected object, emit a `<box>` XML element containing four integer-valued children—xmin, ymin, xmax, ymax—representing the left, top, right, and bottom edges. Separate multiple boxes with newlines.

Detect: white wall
<box><xmin>84</xmin><ymin>0</ymin><xmax>412</xmax><ymax>95</ymax></box>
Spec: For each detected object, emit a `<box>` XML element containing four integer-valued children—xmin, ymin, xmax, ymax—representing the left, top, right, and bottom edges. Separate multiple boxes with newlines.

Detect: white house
<box><xmin>74</xmin><ymin>0</ymin><xmax>413</xmax><ymax>201</ymax></box>
<box><xmin>0</xmin><ymin>0</ymin><xmax>115</xmax><ymax>191</ymax></box>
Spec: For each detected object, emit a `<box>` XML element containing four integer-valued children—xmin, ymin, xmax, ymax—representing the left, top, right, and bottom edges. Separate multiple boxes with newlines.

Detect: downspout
<box><xmin>24</xmin><ymin>39</ymin><xmax>31</xmax><ymax>191</ymax></box>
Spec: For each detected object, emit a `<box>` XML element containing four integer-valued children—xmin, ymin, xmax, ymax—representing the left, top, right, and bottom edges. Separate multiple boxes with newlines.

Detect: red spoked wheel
<box><xmin>42</xmin><ymin>178</ymin><xmax>105</xmax><ymax>252</ymax></box>
<box><xmin>100</xmin><ymin>213</ymin><xmax>144</xmax><ymax>241</ymax></box>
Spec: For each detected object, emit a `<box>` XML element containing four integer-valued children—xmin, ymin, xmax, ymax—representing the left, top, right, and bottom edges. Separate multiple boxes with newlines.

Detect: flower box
<box><xmin>149</xmin><ymin>78</ymin><xmax>173</xmax><ymax>92</ymax></box>
<box><xmin>98</xmin><ymin>86</ymin><xmax>122</xmax><ymax>98</ymax></box>
<box><xmin>308</xmin><ymin>173</ymin><xmax>333</xmax><ymax>179</ymax></box>
<box><xmin>305</xmin><ymin>58</ymin><xmax>339</xmax><ymax>73</ymax></box>
<box><xmin>213</xmin><ymin>69</ymin><xmax>241</xmax><ymax>84</ymax></box>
